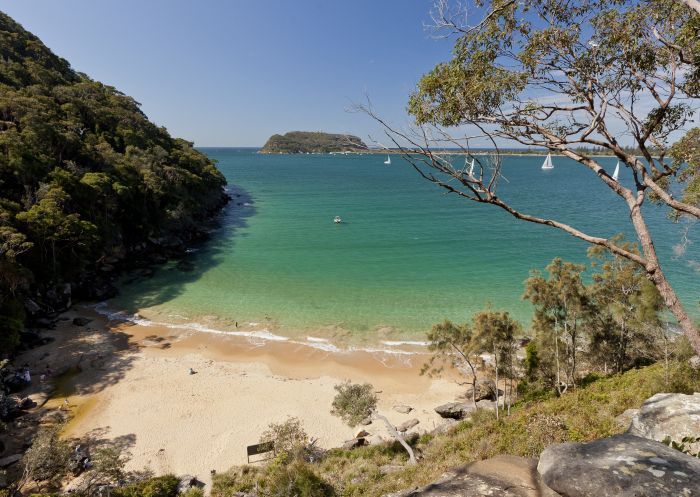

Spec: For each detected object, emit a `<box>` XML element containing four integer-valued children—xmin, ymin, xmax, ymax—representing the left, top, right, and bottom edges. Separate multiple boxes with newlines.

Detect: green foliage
<box><xmin>260</xmin><ymin>417</ymin><xmax>309</xmax><ymax>460</ymax></box>
<box><xmin>330</xmin><ymin>382</ymin><xmax>377</xmax><ymax>428</ymax></box>
<box><xmin>662</xmin><ymin>436</ymin><xmax>700</xmax><ymax>458</ymax></box>
<box><xmin>421</xmin><ymin>319</ymin><xmax>476</xmax><ymax>377</ymax></box>
<box><xmin>0</xmin><ymin>12</ymin><xmax>227</xmax><ymax>355</ymax></box>
<box><xmin>20</xmin><ymin>425</ymin><xmax>71</xmax><ymax>485</ymax></box>
<box><xmin>179</xmin><ymin>488</ymin><xmax>204</xmax><ymax>497</ymax></box>
<box><xmin>111</xmin><ymin>475</ymin><xmax>180</xmax><ymax>497</ymax></box>
<box><xmin>211</xmin><ymin>461</ymin><xmax>334</xmax><ymax>497</ymax></box>
<box><xmin>260</xmin><ymin>131</ymin><xmax>367</xmax><ymax>154</ymax></box>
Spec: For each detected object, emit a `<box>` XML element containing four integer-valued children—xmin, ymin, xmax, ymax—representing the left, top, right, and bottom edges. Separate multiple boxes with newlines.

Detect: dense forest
<box><xmin>260</xmin><ymin>131</ymin><xmax>368</xmax><ymax>154</ymax></box>
<box><xmin>0</xmin><ymin>12</ymin><xmax>228</xmax><ymax>355</ymax></box>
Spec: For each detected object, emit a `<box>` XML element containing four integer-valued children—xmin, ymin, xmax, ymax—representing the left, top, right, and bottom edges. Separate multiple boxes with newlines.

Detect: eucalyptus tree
<box><xmin>421</xmin><ymin>319</ymin><xmax>481</xmax><ymax>407</ymax></box>
<box><xmin>365</xmin><ymin>0</ymin><xmax>700</xmax><ymax>354</ymax></box>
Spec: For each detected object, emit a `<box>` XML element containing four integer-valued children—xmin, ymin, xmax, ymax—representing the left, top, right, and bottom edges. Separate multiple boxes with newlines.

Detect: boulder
<box><xmin>538</xmin><ymin>434</ymin><xmax>700</xmax><ymax>497</ymax></box>
<box><xmin>430</xmin><ymin>418</ymin><xmax>458</xmax><ymax>435</ymax></box>
<box><xmin>72</xmin><ymin>317</ymin><xmax>92</xmax><ymax>326</ymax></box>
<box><xmin>435</xmin><ymin>402</ymin><xmax>473</xmax><ymax>419</ymax></box>
<box><xmin>628</xmin><ymin>392</ymin><xmax>700</xmax><ymax>454</ymax></box>
<box><xmin>615</xmin><ymin>408</ymin><xmax>639</xmax><ymax>430</ymax></box>
<box><xmin>689</xmin><ymin>356</ymin><xmax>700</xmax><ymax>370</ymax></box>
<box><xmin>397</xmin><ymin>418</ymin><xmax>420</xmax><ymax>433</ymax></box>
<box><xmin>360</xmin><ymin>416</ymin><xmax>372</xmax><ymax>426</ymax></box>
<box><xmin>355</xmin><ymin>430</ymin><xmax>370</xmax><ymax>438</ymax></box>
<box><xmin>383</xmin><ymin>455</ymin><xmax>559</xmax><ymax>497</ymax></box>
<box><xmin>393</xmin><ymin>405</ymin><xmax>413</xmax><ymax>414</ymax></box>
<box><xmin>0</xmin><ymin>454</ymin><xmax>22</xmax><ymax>467</ymax></box>
<box><xmin>341</xmin><ymin>438</ymin><xmax>367</xmax><ymax>450</ymax></box>
<box><xmin>465</xmin><ymin>380</ymin><xmax>501</xmax><ymax>402</ymax></box>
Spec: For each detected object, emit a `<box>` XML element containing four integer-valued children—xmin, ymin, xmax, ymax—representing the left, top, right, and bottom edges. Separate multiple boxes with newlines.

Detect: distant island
<box><xmin>260</xmin><ymin>131</ymin><xmax>368</xmax><ymax>154</ymax></box>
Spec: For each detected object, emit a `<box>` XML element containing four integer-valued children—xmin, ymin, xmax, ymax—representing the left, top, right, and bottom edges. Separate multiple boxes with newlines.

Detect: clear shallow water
<box><xmin>109</xmin><ymin>148</ymin><xmax>699</xmax><ymax>344</ymax></box>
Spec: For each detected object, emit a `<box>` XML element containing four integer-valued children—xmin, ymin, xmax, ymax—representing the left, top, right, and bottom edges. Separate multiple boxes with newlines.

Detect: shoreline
<box><xmin>18</xmin><ymin>306</ymin><xmax>464</xmax><ymax>488</ymax></box>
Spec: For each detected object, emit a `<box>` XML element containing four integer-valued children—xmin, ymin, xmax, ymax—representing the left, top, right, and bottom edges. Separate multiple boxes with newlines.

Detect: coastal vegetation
<box><xmin>368</xmin><ymin>0</ymin><xmax>700</xmax><ymax>355</ymax></box>
<box><xmin>0</xmin><ymin>12</ymin><xmax>228</xmax><ymax>356</ymax></box>
<box><xmin>259</xmin><ymin>132</ymin><xmax>367</xmax><ymax>154</ymax></box>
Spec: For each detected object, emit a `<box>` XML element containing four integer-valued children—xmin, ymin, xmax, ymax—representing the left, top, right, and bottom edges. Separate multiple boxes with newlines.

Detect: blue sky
<box><xmin>1</xmin><ymin>0</ymin><xmax>454</xmax><ymax>146</ymax></box>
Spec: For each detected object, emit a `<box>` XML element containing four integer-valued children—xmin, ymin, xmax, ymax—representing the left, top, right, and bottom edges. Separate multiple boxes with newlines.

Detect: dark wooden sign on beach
<box><xmin>246</xmin><ymin>441</ymin><xmax>276</xmax><ymax>463</ymax></box>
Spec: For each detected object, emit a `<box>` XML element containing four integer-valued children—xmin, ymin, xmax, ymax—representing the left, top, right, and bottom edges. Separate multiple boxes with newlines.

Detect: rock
<box><xmin>689</xmin><ymin>356</ymin><xmax>700</xmax><ymax>370</ymax></box>
<box><xmin>18</xmin><ymin>397</ymin><xmax>35</xmax><ymax>410</ymax></box>
<box><xmin>355</xmin><ymin>430</ymin><xmax>370</xmax><ymax>438</ymax></box>
<box><xmin>393</xmin><ymin>405</ymin><xmax>413</xmax><ymax>414</ymax></box>
<box><xmin>397</xmin><ymin>418</ymin><xmax>420</xmax><ymax>433</ymax></box>
<box><xmin>0</xmin><ymin>454</ymin><xmax>22</xmax><ymax>467</ymax></box>
<box><xmin>383</xmin><ymin>455</ymin><xmax>558</xmax><ymax>497</ymax></box>
<box><xmin>380</xmin><ymin>464</ymin><xmax>403</xmax><ymax>475</ymax></box>
<box><xmin>178</xmin><ymin>475</ymin><xmax>204</xmax><ymax>492</ymax></box>
<box><xmin>360</xmin><ymin>416</ymin><xmax>373</xmax><ymax>426</ymax></box>
<box><xmin>465</xmin><ymin>379</ymin><xmax>501</xmax><ymax>402</ymax></box>
<box><xmin>430</xmin><ymin>418</ymin><xmax>458</xmax><ymax>435</ymax></box>
<box><xmin>368</xmin><ymin>435</ymin><xmax>385</xmax><ymax>445</ymax></box>
<box><xmin>628</xmin><ymin>392</ymin><xmax>700</xmax><ymax>454</ymax></box>
<box><xmin>615</xmin><ymin>408</ymin><xmax>639</xmax><ymax>430</ymax></box>
<box><xmin>342</xmin><ymin>438</ymin><xmax>367</xmax><ymax>450</ymax></box>
<box><xmin>24</xmin><ymin>299</ymin><xmax>41</xmax><ymax>314</ymax></box>
<box><xmin>72</xmin><ymin>317</ymin><xmax>92</xmax><ymax>326</ymax></box>
<box><xmin>435</xmin><ymin>402</ymin><xmax>473</xmax><ymax>419</ymax></box>
<box><xmin>476</xmin><ymin>399</ymin><xmax>498</xmax><ymax>410</ymax></box>
<box><xmin>538</xmin><ymin>434</ymin><xmax>700</xmax><ymax>497</ymax></box>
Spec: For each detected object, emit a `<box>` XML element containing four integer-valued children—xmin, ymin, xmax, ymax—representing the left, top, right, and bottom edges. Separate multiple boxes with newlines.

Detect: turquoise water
<box><xmin>111</xmin><ymin>148</ymin><xmax>699</xmax><ymax>343</ymax></box>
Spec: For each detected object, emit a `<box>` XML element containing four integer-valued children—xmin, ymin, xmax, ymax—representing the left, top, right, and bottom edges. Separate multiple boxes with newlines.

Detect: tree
<box><xmin>330</xmin><ymin>381</ymin><xmax>417</xmax><ymax>464</ymax></box>
<box><xmin>524</xmin><ymin>259</ymin><xmax>588</xmax><ymax>392</ymax></box>
<box><xmin>366</xmin><ymin>0</ymin><xmax>700</xmax><ymax>355</ymax></box>
<box><xmin>421</xmin><ymin>319</ymin><xmax>481</xmax><ymax>407</ymax></box>
<box><xmin>260</xmin><ymin>417</ymin><xmax>311</xmax><ymax>462</ymax></box>
<box><xmin>587</xmin><ymin>237</ymin><xmax>665</xmax><ymax>372</ymax></box>
<box><xmin>471</xmin><ymin>310</ymin><xmax>521</xmax><ymax>417</ymax></box>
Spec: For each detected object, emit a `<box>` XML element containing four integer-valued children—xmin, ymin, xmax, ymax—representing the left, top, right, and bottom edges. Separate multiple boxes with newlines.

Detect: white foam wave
<box><xmin>92</xmin><ymin>303</ymin><xmax>422</xmax><ymax>356</ymax></box>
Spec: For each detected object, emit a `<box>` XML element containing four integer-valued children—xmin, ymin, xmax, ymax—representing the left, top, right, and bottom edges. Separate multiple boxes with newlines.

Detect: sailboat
<box><xmin>468</xmin><ymin>158</ymin><xmax>475</xmax><ymax>176</ymax></box>
<box><xmin>384</xmin><ymin>154</ymin><xmax>391</xmax><ymax>165</ymax></box>
<box><xmin>612</xmin><ymin>161</ymin><xmax>620</xmax><ymax>181</ymax></box>
<box><xmin>541</xmin><ymin>153</ymin><xmax>554</xmax><ymax>170</ymax></box>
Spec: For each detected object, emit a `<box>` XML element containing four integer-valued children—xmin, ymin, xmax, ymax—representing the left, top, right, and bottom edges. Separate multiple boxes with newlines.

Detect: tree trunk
<box><xmin>628</xmin><ymin>202</ymin><xmax>700</xmax><ymax>355</ymax></box>
<box><xmin>554</xmin><ymin>317</ymin><xmax>563</xmax><ymax>396</ymax></box>
<box><xmin>493</xmin><ymin>344</ymin><xmax>499</xmax><ymax>420</ymax></box>
<box><xmin>373</xmin><ymin>413</ymin><xmax>417</xmax><ymax>464</ymax></box>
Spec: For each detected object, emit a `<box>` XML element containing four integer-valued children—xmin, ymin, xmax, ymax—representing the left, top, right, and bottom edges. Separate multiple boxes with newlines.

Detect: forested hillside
<box><xmin>0</xmin><ymin>12</ymin><xmax>228</xmax><ymax>354</ymax></box>
<box><xmin>260</xmin><ymin>131</ymin><xmax>368</xmax><ymax>153</ymax></box>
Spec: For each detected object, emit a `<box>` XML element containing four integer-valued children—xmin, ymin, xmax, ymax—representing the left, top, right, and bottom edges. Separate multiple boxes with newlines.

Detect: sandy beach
<box><xmin>18</xmin><ymin>306</ymin><xmax>464</xmax><ymax>486</ymax></box>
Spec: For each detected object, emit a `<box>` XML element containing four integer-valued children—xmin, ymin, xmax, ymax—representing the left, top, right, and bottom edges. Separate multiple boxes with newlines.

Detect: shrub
<box><xmin>260</xmin><ymin>417</ymin><xmax>309</xmax><ymax>460</ymax></box>
<box><xmin>21</xmin><ymin>425</ymin><xmax>71</xmax><ymax>485</ymax></box>
<box><xmin>112</xmin><ymin>475</ymin><xmax>180</xmax><ymax>497</ymax></box>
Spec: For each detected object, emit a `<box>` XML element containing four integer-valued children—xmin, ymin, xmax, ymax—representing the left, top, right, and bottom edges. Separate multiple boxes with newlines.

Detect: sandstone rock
<box><xmin>397</xmin><ymin>418</ymin><xmax>420</xmax><ymax>433</ymax></box>
<box><xmin>368</xmin><ymin>434</ymin><xmax>385</xmax><ymax>445</ymax></box>
<box><xmin>72</xmin><ymin>317</ymin><xmax>92</xmax><ymax>326</ymax></box>
<box><xmin>628</xmin><ymin>392</ymin><xmax>700</xmax><ymax>453</ymax></box>
<box><xmin>355</xmin><ymin>430</ymin><xmax>370</xmax><ymax>438</ymax></box>
<box><xmin>360</xmin><ymin>416</ymin><xmax>372</xmax><ymax>426</ymax></box>
<box><xmin>383</xmin><ymin>455</ymin><xmax>558</xmax><ymax>497</ymax></box>
<box><xmin>465</xmin><ymin>380</ymin><xmax>501</xmax><ymax>402</ymax></box>
<box><xmin>538</xmin><ymin>434</ymin><xmax>700</xmax><ymax>497</ymax></box>
<box><xmin>430</xmin><ymin>418</ymin><xmax>457</xmax><ymax>435</ymax></box>
<box><xmin>0</xmin><ymin>454</ymin><xmax>22</xmax><ymax>467</ymax></box>
<box><xmin>342</xmin><ymin>438</ymin><xmax>367</xmax><ymax>450</ymax></box>
<box><xmin>435</xmin><ymin>402</ymin><xmax>473</xmax><ymax>419</ymax></box>
<box><xmin>393</xmin><ymin>405</ymin><xmax>413</xmax><ymax>414</ymax></box>
<box><xmin>615</xmin><ymin>408</ymin><xmax>639</xmax><ymax>430</ymax></box>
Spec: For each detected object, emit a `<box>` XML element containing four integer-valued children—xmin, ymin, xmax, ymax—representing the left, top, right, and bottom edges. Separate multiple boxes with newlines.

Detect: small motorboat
<box><xmin>334</xmin><ymin>216</ymin><xmax>342</xmax><ymax>224</ymax></box>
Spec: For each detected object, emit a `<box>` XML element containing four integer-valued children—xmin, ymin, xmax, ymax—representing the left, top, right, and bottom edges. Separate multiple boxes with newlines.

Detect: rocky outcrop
<box><xmin>435</xmin><ymin>402</ymin><xmax>473</xmax><ymax>420</ymax></box>
<box><xmin>384</xmin><ymin>455</ymin><xmax>559</xmax><ymax>497</ymax></box>
<box><xmin>538</xmin><ymin>434</ymin><xmax>700</xmax><ymax>497</ymax></box>
<box><xmin>397</xmin><ymin>419</ymin><xmax>419</xmax><ymax>433</ymax></box>
<box><xmin>627</xmin><ymin>392</ymin><xmax>700</xmax><ymax>453</ymax></box>
<box><xmin>465</xmin><ymin>380</ymin><xmax>501</xmax><ymax>402</ymax></box>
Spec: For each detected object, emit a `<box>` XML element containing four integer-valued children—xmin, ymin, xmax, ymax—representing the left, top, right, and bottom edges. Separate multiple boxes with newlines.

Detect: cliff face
<box><xmin>260</xmin><ymin>131</ymin><xmax>368</xmax><ymax>154</ymax></box>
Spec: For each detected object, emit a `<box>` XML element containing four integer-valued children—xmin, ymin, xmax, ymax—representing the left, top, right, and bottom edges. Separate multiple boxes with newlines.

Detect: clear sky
<box><xmin>0</xmin><ymin>0</ymin><xmax>455</xmax><ymax>147</ymax></box>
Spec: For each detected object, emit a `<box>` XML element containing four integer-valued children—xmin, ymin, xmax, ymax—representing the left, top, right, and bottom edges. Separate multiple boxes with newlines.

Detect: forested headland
<box><xmin>259</xmin><ymin>131</ymin><xmax>368</xmax><ymax>154</ymax></box>
<box><xmin>0</xmin><ymin>12</ymin><xmax>229</xmax><ymax>355</ymax></box>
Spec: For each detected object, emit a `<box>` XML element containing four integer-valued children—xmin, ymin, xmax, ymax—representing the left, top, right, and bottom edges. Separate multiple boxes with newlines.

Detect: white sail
<box><xmin>384</xmin><ymin>154</ymin><xmax>391</xmax><ymax>165</ymax></box>
<box><xmin>612</xmin><ymin>161</ymin><xmax>620</xmax><ymax>181</ymax></box>
<box><xmin>468</xmin><ymin>158</ymin><xmax>475</xmax><ymax>176</ymax></box>
<box><xmin>541</xmin><ymin>153</ymin><xmax>554</xmax><ymax>169</ymax></box>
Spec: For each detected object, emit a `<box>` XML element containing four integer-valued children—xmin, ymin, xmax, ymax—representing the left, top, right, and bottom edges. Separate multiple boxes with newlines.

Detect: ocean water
<box><xmin>109</xmin><ymin>148</ymin><xmax>699</xmax><ymax>345</ymax></box>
